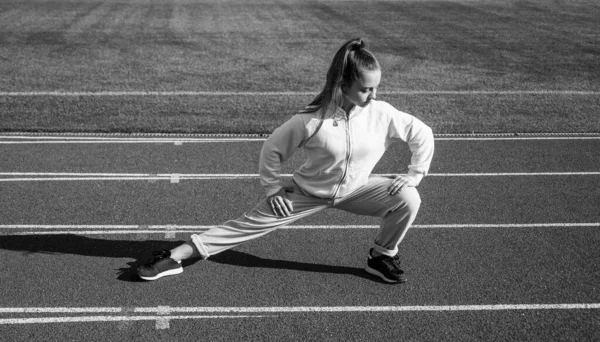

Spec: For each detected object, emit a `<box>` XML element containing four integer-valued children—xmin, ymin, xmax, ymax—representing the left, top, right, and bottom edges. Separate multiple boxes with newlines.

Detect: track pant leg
<box><xmin>191</xmin><ymin>188</ymin><xmax>329</xmax><ymax>258</ymax></box>
<box><xmin>334</xmin><ymin>176</ymin><xmax>421</xmax><ymax>257</ymax></box>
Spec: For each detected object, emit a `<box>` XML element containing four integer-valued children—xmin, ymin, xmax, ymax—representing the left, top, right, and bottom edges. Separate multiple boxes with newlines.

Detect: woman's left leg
<box><xmin>333</xmin><ymin>176</ymin><xmax>421</xmax><ymax>283</ymax></box>
<box><xmin>334</xmin><ymin>176</ymin><xmax>421</xmax><ymax>256</ymax></box>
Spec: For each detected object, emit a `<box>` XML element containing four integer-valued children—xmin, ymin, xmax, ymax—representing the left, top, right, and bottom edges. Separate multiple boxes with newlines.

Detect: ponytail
<box><xmin>302</xmin><ymin>38</ymin><xmax>380</xmax><ymax>119</ymax></box>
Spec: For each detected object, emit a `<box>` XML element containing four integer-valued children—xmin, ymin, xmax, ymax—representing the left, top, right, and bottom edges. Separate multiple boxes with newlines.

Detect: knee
<box><xmin>392</xmin><ymin>187</ymin><xmax>421</xmax><ymax>214</ymax></box>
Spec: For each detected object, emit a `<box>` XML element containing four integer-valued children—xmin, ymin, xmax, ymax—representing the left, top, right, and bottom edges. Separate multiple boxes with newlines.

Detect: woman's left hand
<box><xmin>388</xmin><ymin>175</ymin><xmax>418</xmax><ymax>195</ymax></box>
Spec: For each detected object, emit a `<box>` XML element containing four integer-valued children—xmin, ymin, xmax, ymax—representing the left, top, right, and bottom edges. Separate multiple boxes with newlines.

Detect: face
<box><xmin>342</xmin><ymin>69</ymin><xmax>381</xmax><ymax>109</ymax></box>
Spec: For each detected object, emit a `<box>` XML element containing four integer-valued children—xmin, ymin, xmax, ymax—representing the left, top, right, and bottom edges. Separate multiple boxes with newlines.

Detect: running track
<box><xmin>0</xmin><ymin>134</ymin><xmax>599</xmax><ymax>341</ymax></box>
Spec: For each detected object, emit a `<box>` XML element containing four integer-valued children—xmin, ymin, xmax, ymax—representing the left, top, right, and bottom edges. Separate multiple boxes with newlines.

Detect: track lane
<box><xmin>0</xmin><ymin>177</ymin><xmax>598</xmax><ymax>226</ymax></box>
<box><xmin>1</xmin><ymin>227</ymin><xmax>599</xmax><ymax>307</ymax></box>
<box><xmin>2</xmin><ymin>137</ymin><xmax>600</xmax><ymax>174</ymax></box>
<box><xmin>2</xmin><ymin>309</ymin><xmax>599</xmax><ymax>341</ymax></box>
<box><xmin>1</xmin><ymin>136</ymin><xmax>599</xmax><ymax>340</ymax></box>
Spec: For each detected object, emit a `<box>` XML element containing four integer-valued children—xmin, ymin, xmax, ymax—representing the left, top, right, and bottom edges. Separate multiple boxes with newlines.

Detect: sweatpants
<box><xmin>191</xmin><ymin>175</ymin><xmax>421</xmax><ymax>259</ymax></box>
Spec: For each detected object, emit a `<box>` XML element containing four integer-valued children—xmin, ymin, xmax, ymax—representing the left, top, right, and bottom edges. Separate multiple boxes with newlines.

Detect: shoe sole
<box><xmin>139</xmin><ymin>267</ymin><xmax>183</xmax><ymax>281</ymax></box>
<box><xmin>365</xmin><ymin>266</ymin><xmax>406</xmax><ymax>283</ymax></box>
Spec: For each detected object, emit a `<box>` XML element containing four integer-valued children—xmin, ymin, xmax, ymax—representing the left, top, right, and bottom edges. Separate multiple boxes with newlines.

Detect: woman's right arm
<box><xmin>259</xmin><ymin>115</ymin><xmax>307</xmax><ymax>198</ymax></box>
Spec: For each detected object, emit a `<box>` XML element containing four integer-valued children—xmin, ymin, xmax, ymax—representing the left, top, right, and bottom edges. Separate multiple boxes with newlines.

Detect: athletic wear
<box><xmin>187</xmin><ymin>101</ymin><xmax>433</xmax><ymax>279</ymax></box>
<box><xmin>259</xmin><ymin>100</ymin><xmax>434</xmax><ymax>198</ymax></box>
<box><xmin>365</xmin><ymin>248</ymin><xmax>407</xmax><ymax>283</ymax></box>
<box><xmin>137</xmin><ymin>250</ymin><xmax>183</xmax><ymax>281</ymax></box>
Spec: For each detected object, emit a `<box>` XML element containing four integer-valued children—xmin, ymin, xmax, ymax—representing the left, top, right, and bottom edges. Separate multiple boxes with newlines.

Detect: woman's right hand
<box><xmin>268</xmin><ymin>188</ymin><xmax>294</xmax><ymax>217</ymax></box>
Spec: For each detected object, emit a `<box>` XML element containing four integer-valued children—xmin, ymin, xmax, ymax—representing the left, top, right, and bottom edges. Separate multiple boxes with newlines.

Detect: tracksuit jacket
<box><xmin>259</xmin><ymin>100</ymin><xmax>435</xmax><ymax>199</ymax></box>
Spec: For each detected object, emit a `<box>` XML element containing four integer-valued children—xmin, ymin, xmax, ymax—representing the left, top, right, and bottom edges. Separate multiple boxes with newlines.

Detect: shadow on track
<box><xmin>210</xmin><ymin>250</ymin><xmax>375</xmax><ymax>281</ymax></box>
<box><xmin>0</xmin><ymin>234</ymin><xmax>379</xmax><ymax>283</ymax></box>
<box><xmin>0</xmin><ymin>234</ymin><xmax>187</xmax><ymax>282</ymax></box>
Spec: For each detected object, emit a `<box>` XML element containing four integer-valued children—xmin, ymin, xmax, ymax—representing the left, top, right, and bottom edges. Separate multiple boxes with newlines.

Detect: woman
<box><xmin>137</xmin><ymin>38</ymin><xmax>434</xmax><ymax>283</ymax></box>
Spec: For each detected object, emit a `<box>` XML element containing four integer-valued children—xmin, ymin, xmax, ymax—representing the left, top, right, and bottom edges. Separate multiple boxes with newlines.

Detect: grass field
<box><xmin>1</xmin><ymin>0</ymin><xmax>599</xmax><ymax>133</ymax></box>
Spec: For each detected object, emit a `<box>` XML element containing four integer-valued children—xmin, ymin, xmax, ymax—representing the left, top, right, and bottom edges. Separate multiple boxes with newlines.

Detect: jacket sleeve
<box><xmin>386</xmin><ymin>104</ymin><xmax>435</xmax><ymax>184</ymax></box>
<box><xmin>259</xmin><ymin>115</ymin><xmax>307</xmax><ymax>196</ymax></box>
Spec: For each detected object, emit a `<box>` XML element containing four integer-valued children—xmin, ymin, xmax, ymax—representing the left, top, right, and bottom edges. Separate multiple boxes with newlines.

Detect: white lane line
<box><xmin>437</xmin><ymin>137</ymin><xmax>600</xmax><ymax>141</ymax></box>
<box><xmin>1</xmin><ymin>223</ymin><xmax>598</xmax><ymax>236</ymax></box>
<box><xmin>0</xmin><ymin>307</ymin><xmax>123</xmax><ymax>313</ymax></box>
<box><xmin>137</xmin><ymin>304</ymin><xmax>600</xmax><ymax>313</ymax></box>
<box><xmin>0</xmin><ymin>172</ymin><xmax>598</xmax><ymax>182</ymax></box>
<box><xmin>0</xmin><ymin>172</ymin><xmax>191</xmax><ymax>176</ymax></box>
<box><xmin>164</xmin><ymin>225</ymin><xmax>176</xmax><ymax>239</ymax></box>
<box><xmin>0</xmin><ymin>139</ymin><xmax>266</xmax><ymax>144</ymax></box>
<box><xmin>430</xmin><ymin>172</ymin><xmax>600</xmax><ymax>176</ymax></box>
<box><xmin>2</xmin><ymin>90</ymin><xmax>599</xmax><ymax>96</ymax></box>
<box><xmin>1</xmin><ymin>223</ymin><xmax>598</xmax><ymax>229</ymax></box>
<box><xmin>0</xmin><ymin>304</ymin><xmax>598</xmax><ymax>325</ymax></box>
<box><xmin>0</xmin><ymin>91</ymin><xmax>318</xmax><ymax>96</ymax></box>
<box><xmin>2</xmin><ymin>303</ymin><xmax>598</xmax><ymax>314</ymax></box>
<box><xmin>1</xmin><ymin>135</ymin><xmax>599</xmax><ymax>144</ymax></box>
<box><xmin>117</xmin><ymin>307</ymin><xmax>135</xmax><ymax>330</ymax></box>
<box><xmin>5</xmin><ymin>304</ymin><xmax>600</xmax><ymax>326</ymax></box>
<box><xmin>0</xmin><ymin>315</ymin><xmax>270</xmax><ymax>325</ymax></box>
<box><xmin>156</xmin><ymin>306</ymin><xmax>171</xmax><ymax>329</ymax></box>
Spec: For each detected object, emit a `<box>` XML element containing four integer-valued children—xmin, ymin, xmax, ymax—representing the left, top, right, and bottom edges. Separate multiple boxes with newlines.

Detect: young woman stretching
<box><xmin>137</xmin><ymin>38</ymin><xmax>434</xmax><ymax>283</ymax></box>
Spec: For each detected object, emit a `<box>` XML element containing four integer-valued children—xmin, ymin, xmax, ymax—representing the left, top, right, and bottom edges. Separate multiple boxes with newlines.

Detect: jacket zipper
<box><xmin>332</xmin><ymin>113</ymin><xmax>352</xmax><ymax>198</ymax></box>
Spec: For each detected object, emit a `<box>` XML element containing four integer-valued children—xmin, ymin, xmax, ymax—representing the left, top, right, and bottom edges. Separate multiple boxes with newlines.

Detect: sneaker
<box><xmin>365</xmin><ymin>248</ymin><xmax>407</xmax><ymax>283</ymax></box>
<box><xmin>137</xmin><ymin>250</ymin><xmax>183</xmax><ymax>281</ymax></box>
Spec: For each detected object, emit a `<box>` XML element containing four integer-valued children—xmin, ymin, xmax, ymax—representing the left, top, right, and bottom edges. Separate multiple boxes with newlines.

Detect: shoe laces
<box><xmin>391</xmin><ymin>255</ymin><xmax>402</xmax><ymax>269</ymax></box>
<box><xmin>384</xmin><ymin>254</ymin><xmax>403</xmax><ymax>274</ymax></box>
<box><xmin>150</xmin><ymin>250</ymin><xmax>171</xmax><ymax>264</ymax></box>
<box><xmin>370</xmin><ymin>249</ymin><xmax>404</xmax><ymax>273</ymax></box>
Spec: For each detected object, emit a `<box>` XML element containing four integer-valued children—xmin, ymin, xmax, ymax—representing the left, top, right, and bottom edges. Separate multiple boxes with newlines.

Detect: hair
<box><xmin>301</xmin><ymin>38</ymin><xmax>380</xmax><ymax>119</ymax></box>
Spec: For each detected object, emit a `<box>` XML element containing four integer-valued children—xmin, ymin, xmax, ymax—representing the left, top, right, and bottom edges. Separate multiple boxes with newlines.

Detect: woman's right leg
<box><xmin>190</xmin><ymin>189</ymin><xmax>329</xmax><ymax>259</ymax></box>
<box><xmin>138</xmin><ymin>187</ymin><xmax>330</xmax><ymax>280</ymax></box>
<box><xmin>169</xmin><ymin>241</ymin><xmax>198</xmax><ymax>261</ymax></box>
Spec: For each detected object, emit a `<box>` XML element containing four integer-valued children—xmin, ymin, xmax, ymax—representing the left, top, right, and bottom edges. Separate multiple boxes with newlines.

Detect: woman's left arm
<box><xmin>386</xmin><ymin>106</ymin><xmax>435</xmax><ymax>195</ymax></box>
